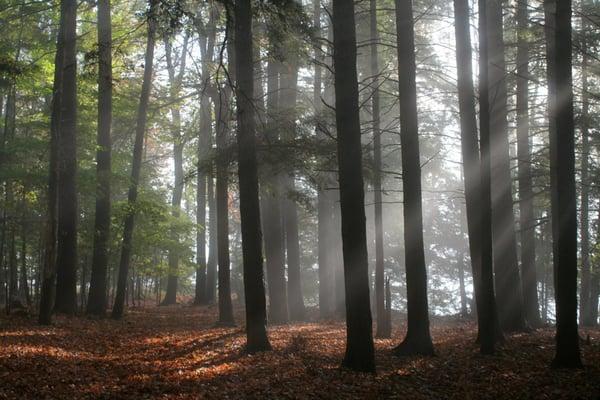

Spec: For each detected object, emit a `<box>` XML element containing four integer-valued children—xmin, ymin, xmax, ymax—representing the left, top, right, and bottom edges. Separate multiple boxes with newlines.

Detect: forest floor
<box><xmin>0</xmin><ymin>304</ymin><xmax>599</xmax><ymax>400</ymax></box>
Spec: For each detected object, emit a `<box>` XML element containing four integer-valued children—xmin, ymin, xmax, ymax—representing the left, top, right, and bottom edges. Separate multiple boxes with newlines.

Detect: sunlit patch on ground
<box><xmin>0</xmin><ymin>306</ymin><xmax>598</xmax><ymax>399</ymax></box>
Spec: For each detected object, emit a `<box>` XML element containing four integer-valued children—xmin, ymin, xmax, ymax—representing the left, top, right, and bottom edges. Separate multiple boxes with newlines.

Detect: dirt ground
<box><xmin>0</xmin><ymin>305</ymin><xmax>598</xmax><ymax>399</ymax></box>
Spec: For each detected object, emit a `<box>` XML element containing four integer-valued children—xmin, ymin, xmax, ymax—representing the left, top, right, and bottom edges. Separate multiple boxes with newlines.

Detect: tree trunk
<box><xmin>516</xmin><ymin>0</ymin><xmax>541</xmax><ymax>328</ymax></box>
<box><xmin>54</xmin><ymin>0</ymin><xmax>78</xmax><ymax>316</ymax></box>
<box><xmin>87</xmin><ymin>0</ymin><xmax>112</xmax><ymax>317</ymax></box>
<box><xmin>579</xmin><ymin>6</ymin><xmax>592</xmax><ymax>327</ymax></box>
<box><xmin>487</xmin><ymin>0</ymin><xmax>526</xmax><ymax>333</ymax></box>
<box><xmin>314</xmin><ymin>0</ymin><xmax>334</xmax><ymax>319</ymax></box>
<box><xmin>478</xmin><ymin>0</ymin><xmax>502</xmax><ymax>354</ymax></box>
<box><xmin>206</xmin><ymin>171</ymin><xmax>217</xmax><ymax>304</ymax></box>
<box><xmin>393</xmin><ymin>0</ymin><xmax>434</xmax><ymax>357</ymax></box>
<box><xmin>111</xmin><ymin>0</ymin><xmax>157</xmax><ymax>319</ymax></box>
<box><xmin>332</xmin><ymin>0</ymin><xmax>375</xmax><ymax>372</ymax></box>
<box><xmin>233</xmin><ymin>0</ymin><xmax>271</xmax><ymax>353</ymax></box>
<box><xmin>162</xmin><ymin>34</ymin><xmax>189</xmax><ymax>306</ymax></box>
<box><xmin>214</xmin><ymin>70</ymin><xmax>235</xmax><ymax>325</ymax></box>
<box><xmin>194</xmin><ymin>9</ymin><xmax>217</xmax><ymax>306</ymax></box>
<box><xmin>262</xmin><ymin>53</ymin><xmax>288</xmax><ymax>324</ymax></box>
<box><xmin>370</xmin><ymin>0</ymin><xmax>387</xmax><ymax>339</ymax></box>
<box><xmin>547</xmin><ymin>0</ymin><xmax>583</xmax><ymax>369</ymax></box>
<box><xmin>38</xmin><ymin>3</ymin><xmax>66</xmax><ymax>325</ymax></box>
<box><xmin>280</xmin><ymin>55</ymin><xmax>304</xmax><ymax>322</ymax></box>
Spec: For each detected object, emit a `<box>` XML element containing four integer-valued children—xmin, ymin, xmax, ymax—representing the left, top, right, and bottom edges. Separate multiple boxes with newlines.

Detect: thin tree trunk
<box><xmin>214</xmin><ymin>72</ymin><xmax>235</xmax><ymax>325</ymax></box>
<box><xmin>206</xmin><ymin>171</ymin><xmax>217</xmax><ymax>303</ymax></box>
<box><xmin>314</xmin><ymin>0</ymin><xmax>334</xmax><ymax>319</ymax></box>
<box><xmin>111</xmin><ymin>0</ymin><xmax>157</xmax><ymax>319</ymax></box>
<box><xmin>516</xmin><ymin>0</ymin><xmax>541</xmax><ymax>328</ymax></box>
<box><xmin>332</xmin><ymin>0</ymin><xmax>375</xmax><ymax>372</ymax></box>
<box><xmin>262</xmin><ymin>53</ymin><xmax>288</xmax><ymax>324</ymax></box>
<box><xmin>547</xmin><ymin>0</ymin><xmax>582</xmax><ymax>369</ymax></box>
<box><xmin>87</xmin><ymin>0</ymin><xmax>112</xmax><ymax>317</ymax></box>
<box><xmin>233</xmin><ymin>0</ymin><xmax>271</xmax><ymax>352</ymax></box>
<box><xmin>54</xmin><ymin>0</ymin><xmax>78</xmax><ymax>316</ymax></box>
<box><xmin>579</xmin><ymin>6</ymin><xmax>592</xmax><ymax>327</ymax></box>
<box><xmin>280</xmin><ymin>54</ymin><xmax>304</xmax><ymax>322</ymax></box>
<box><xmin>393</xmin><ymin>0</ymin><xmax>434</xmax><ymax>357</ymax></box>
<box><xmin>162</xmin><ymin>34</ymin><xmax>189</xmax><ymax>306</ymax></box>
<box><xmin>371</xmin><ymin>0</ymin><xmax>387</xmax><ymax>339</ymax></box>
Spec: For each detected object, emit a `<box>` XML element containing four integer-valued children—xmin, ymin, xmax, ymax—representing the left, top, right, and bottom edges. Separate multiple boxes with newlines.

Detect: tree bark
<box><xmin>547</xmin><ymin>0</ymin><xmax>583</xmax><ymax>368</ymax></box>
<box><xmin>87</xmin><ymin>0</ymin><xmax>112</xmax><ymax>317</ymax></box>
<box><xmin>393</xmin><ymin>0</ymin><xmax>434</xmax><ymax>357</ymax></box>
<box><xmin>54</xmin><ymin>0</ymin><xmax>78</xmax><ymax>316</ymax></box>
<box><xmin>233</xmin><ymin>0</ymin><xmax>271</xmax><ymax>353</ymax></box>
<box><xmin>111</xmin><ymin>0</ymin><xmax>157</xmax><ymax>319</ymax></box>
<box><xmin>332</xmin><ymin>0</ymin><xmax>375</xmax><ymax>372</ymax></box>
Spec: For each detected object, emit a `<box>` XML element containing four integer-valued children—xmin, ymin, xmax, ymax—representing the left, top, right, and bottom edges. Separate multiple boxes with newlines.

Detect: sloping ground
<box><xmin>0</xmin><ymin>305</ymin><xmax>598</xmax><ymax>399</ymax></box>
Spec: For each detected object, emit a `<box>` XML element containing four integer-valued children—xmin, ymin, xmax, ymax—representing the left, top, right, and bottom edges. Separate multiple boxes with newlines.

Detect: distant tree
<box><xmin>262</xmin><ymin>39</ymin><xmax>288</xmax><ymax>324</ymax></box>
<box><xmin>313</xmin><ymin>0</ymin><xmax>334</xmax><ymax>320</ymax></box>
<box><xmin>112</xmin><ymin>0</ymin><xmax>158</xmax><ymax>319</ymax></box>
<box><xmin>194</xmin><ymin>5</ymin><xmax>217</xmax><ymax>306</ymax></box>
<box><xmin>393</xmin><ymin>0</ymin><xmax>434</xmax><ymax>357</ymax></box>
<box><xmin>54</xmin><ymin>0</ymin><xmax>78</xmax><ymax>316</ymax></box>
<box><xmin>161</xmin><ymin>33</ymin><xmax>190</xmax><ymax>306</ymax></box>
<box><xmin>233</xmin><ymin>0</ymin><xmax>271</xmax><ymax>352</ymax></box>
<box><xmin>371</xmin><ymin>0</ymin><xmax>388</xmax><ymax>339</ymax></box>
<box><xmin>332</xmin><ymin>0</ymin><xmax>375</xmax><ymax>372</ymax></box>
<box><xmin>87</xmin><ymin>0</ymin><xmax>112</xmax><ymax>317</ymax></box>
<box><xmin>547</xmin><ymin>0</ymin><xmax>583</xmax><ymax>369</ymax></box>
<box><xmin>214</xmin><ymin>29</ymin><xmax>235</xmax><ymax>326</ymax></box>
<box><xmin>515</xmin><ymin>0</ymin><xmax>541</xmax><ymax>328</ymax></box>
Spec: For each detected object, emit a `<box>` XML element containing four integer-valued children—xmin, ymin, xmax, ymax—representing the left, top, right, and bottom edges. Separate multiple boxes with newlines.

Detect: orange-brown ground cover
<box><xmin>0</xmin><ymin>305</ymin><xmax>598</xmax><ymax>399</ymax></box>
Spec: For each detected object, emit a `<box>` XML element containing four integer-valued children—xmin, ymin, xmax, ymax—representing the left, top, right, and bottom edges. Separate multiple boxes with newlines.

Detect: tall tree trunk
<box><xmin>332</xmin><ymin>0</ymin><xmax>375</xmax><ymax>372</ymax></box>
<box><xmin>314</xmin><ymin>0</ymin><xmax>334</xmax><ymax>319</ymax></box>
<box><xmin>39</xmin><ymin>4</ymin><xmax>66</xmax><ymax>325</ymax></box>
<box><xmin>262</xmin><ymin>52</ymin><xmax>288</xmax><ymax>324</ymax></box>
<box><xmin>162</xmin><ymin>34</ymin><xmax>189</xmax><ymax>306</ymax></box>
<box><xmin>547</xmin><ymin>0</ymin><xmax>582</xmax><ymax>369</ymax></box>
<box><xmin>194</xmin><ymin>8</ymin><xmax>217</xmax><ymax>306</ymax></box>
<box><xmin>87</xmin><ymin>0</ymin><xmax>112</xmax><ymax>317</ymax></box>
<box><xmin>54</xmin><ymin>0</ymin><xmax>78</xmax><ymax>316</ymax></box>
<box><xmin>516</xmin><ymin>0</ymin><xmax>541</xmax><ymax>328</ymax></box>
<box><xmin>214</xmin><ymin>71</ymin><xmax>235</xmax><ymax>325</ymax></box>
<box><xmin>478</xmin><ymin>0</ymin><xmax>502</xmax><ymax>354</ymax></box>
<box><xmin>393</xmin><ymin>0</ymin><xmax>434</xmax><ymax>357</ymax></box>
<box><xmin>579</xmin><ymin>6</ymin><xmax>592</xmax><ymax>327</ymax></box>
<box><xmin>280</xmin><ymin>54</ymin><xmax>304</xmax><ymax>322</ymax></box>
<box><xmin>487</xmin><ymin>0</ymin><xmax>526</xmax><ymax>332</ymax></box>
<box><xmin>371</xmin><ymin>0</ymin><xmax>388</xmax><ymax>339</ymax></box>
<box><xmin>111</xmin><ymin>0</ymin><xmax>157</xmax><ymax>319</ymax></box>
<box><xmin>233</xmin><ymin>0</ymin><xmax>271</xmax><ymax>353</ymax></box>
<box><xmin>589</xmin><ymin>212</ymin><xmax>599</xmax><ymax>325</ymax></box>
